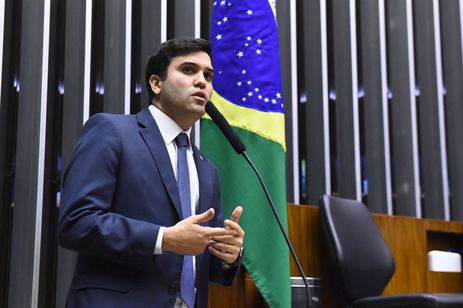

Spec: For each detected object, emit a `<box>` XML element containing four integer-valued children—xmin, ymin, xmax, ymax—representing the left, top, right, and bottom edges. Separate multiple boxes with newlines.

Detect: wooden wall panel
<box><xmin>377</xmin><ymin>214</ymin><xmax>463</xmax><ymax>294</ymax></box>
<box><xmin>374</xmin><ymin>214</ymin><xmax>428</xmax><ymax>293</ymax></box>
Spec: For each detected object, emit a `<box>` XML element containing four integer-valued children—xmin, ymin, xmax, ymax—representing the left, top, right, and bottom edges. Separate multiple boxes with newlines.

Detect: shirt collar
<box><xmin>148</xmin><ymin>105</ymin><xmax>192</xmax><ymax>148</ymax></box>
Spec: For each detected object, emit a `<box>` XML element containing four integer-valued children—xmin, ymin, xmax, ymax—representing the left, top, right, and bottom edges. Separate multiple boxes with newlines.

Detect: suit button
<box><xmin>168</xmin><ymin>284</ymin><xmax>178</xmax><ymax>295</ymax></box>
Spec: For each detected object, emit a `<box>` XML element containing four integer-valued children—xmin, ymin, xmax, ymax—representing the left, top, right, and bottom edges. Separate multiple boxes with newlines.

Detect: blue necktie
<box><xmin>176</xmin><ymin>133</ymin><xmax>195</xmax><ymax>308</ymax></box>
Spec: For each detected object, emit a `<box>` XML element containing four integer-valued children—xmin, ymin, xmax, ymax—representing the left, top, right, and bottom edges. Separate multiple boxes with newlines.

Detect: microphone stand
<box><xmin>204</xmin><ymin>101</ymin><xmax>314</xmax><ymax>306</ymax></box>
<box><xmin>241</xmin><ymin>151</ymin><xmax>313</xmax><ymax>307</ymax></box>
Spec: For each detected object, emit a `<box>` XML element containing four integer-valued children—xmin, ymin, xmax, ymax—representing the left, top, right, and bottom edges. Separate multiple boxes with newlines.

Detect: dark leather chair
<box><xmin>319</xmin><ymin>195</ymin><xmax>463</xmax><ymax>307</ymax></box>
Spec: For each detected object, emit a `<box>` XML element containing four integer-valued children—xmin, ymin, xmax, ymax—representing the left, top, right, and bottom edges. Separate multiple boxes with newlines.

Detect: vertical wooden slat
<box><xmin>0</xmin><ymin>0</ymin><xmax>4</xmax><ymax>110</ymax></box>
<box><xmin>0</xmin><ymin>0</ymin><xmax>21</xmax><ymax>306</ymax></box>
<box><xmin>55</xmin><ymin>1</ymin><xmax>88</xmax><ymax>306</ymax></box>
<box><xmin>193</xmin><ymin>0</ymin><xmax>202</xmax><ymax>148</ymax></box>
<box><xmin>386</xmin><ymin>0</ymin><xmax>421</xmax><ymax>216</ymax></box>
<box><xmin>358</xmin><ymin>0</ymin><xmax>392</xmax><ymax>213</ymax></box>
<box><xmin>413</xmin><ymin>0</ymin><xmax>449</xmax><ymax>219</ymax></box>
<box><xmin>132</xmin><ymin>0</ymin><xmax>162</xmax><ymax>112</ymax></box>
<box><xmin>440</xmin><ymin>0</ymin><xmax>463</xmax><ymax>220</ymax></box>
<box><xmin>83</xmin><ymin>0</ymin><xmax>92</xmax><ymax>122</ymax></box>
<box><xmin>8</xmin><ymin>0</ymin><xmax>48</xmax><ymax>306</ymax></box>
<box><xmin>299</xmin><ymin>0</ymin><xmax>330</xmax><ymax>204</ymax></box>
<box><xmin>277</xmin><ymin>0</ymin><xmax>297</xmax><ymax>202</ymax></box>
<box><xmin>170</xmin><ymin>0</ymin><xmax>195</xmax><ymax>38</ymax></box>
<box><xmin>103</xmin><ymin>0</ymin><xmax>126</xmax><ymax>113</ymax></box>
<box><xmin>37</xmin><ymin>0</ymin><xmax>66</xmax><ymax>305</ymax></box>
<box><xmin>124</xmin><ymin>0</ymin><xmax>131</xmax><ymax>115</ymax></box>
<box><xmin>331</xmin><ymin>0</ymin><xmax>361</xmax><ymax>200</ymax></box>
<box><xmin>289</xmin><ymin>0</ymin><xmax>300</xmax><ymax>204</ymax></box>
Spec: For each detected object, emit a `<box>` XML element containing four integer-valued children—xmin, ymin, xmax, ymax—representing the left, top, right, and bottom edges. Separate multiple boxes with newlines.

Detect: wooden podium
<box><xmin>209</xmin><ymin>204</ymin><xmax>463</xmax><ymax>307</ymax></box>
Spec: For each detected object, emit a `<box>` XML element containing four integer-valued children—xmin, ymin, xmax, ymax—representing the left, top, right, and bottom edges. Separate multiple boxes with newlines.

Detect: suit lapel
<box><xmin>193</xmin><ymin>146</ymin><xmax>210</xmax><ymax>217</ymax></box>
<box><xmin>193</xmin><ymin>145</ymin><xmax>211</xmax><ymax>278</ymax></box>
<box><xmin>137</xmin><ymin>108</ymin><xmax>182</xmax><ymax>220</ymax></box>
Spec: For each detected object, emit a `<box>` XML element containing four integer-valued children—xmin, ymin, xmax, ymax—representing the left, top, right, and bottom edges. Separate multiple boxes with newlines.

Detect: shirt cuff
<box><xmin>154</xmin><ymin>226</ymin><xmax>165</xmax><ymax>255</ymax></box>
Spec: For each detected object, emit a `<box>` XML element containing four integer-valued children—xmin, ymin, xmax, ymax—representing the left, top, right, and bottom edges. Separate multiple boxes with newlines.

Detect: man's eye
<box><xmin>183</xmin><ymin>66</ymin><xmax>193</xmax><ymax>73</ymax></box>
<box><xmin>204</xmin><ymin>73</ymin><xmax>213</xmax><ymax>82</ymax></box>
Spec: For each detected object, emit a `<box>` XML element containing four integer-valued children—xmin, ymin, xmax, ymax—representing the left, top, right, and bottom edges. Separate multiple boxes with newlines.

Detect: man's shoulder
<box><xmin>87</xmin><ymin>112</ymin><xmax>136</xmax><ymax>124</ymax></box>
<box><xmin>83</xmin><ymin>112</ymin><xmax>139</xmax><ymax>130</ymax></box>
<box><xmin>78</xmin><ymin>112</ymin><xmax>139</xmax><ymax>141</ymax></box>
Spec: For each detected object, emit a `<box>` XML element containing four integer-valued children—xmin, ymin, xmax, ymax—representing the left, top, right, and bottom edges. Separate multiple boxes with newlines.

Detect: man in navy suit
<box><xmin>59</xmin><ymin>37</ymin><xmax>244</xmax><ymax>308</ymax></box>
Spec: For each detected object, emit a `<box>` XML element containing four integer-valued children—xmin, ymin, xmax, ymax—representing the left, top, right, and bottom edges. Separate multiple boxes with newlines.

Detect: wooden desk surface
<box><xmin>209</xmin><ymin>204</ymin><xmax>463</xmax><ymax>307</ymax></box>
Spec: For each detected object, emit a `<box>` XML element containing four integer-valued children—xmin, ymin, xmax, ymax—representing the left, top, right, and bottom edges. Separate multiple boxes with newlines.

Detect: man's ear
<box><xmin>149</xmin><ymin>75</ymin><xmax>161</xmax><ymax>95</ymax></box>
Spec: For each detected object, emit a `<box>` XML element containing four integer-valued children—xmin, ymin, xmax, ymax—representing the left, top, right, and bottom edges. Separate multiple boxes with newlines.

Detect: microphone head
<box><xmin>205</xmin><ymin>101</ymin><xmax>246</xmax><ymax>154</ymax></box>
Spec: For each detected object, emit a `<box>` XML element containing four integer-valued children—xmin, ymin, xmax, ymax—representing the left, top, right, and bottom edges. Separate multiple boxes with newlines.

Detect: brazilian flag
<box><xmin>201</xmin><ymin>0</ymin><xmax>290</xmax><ymax>307</ymax></box>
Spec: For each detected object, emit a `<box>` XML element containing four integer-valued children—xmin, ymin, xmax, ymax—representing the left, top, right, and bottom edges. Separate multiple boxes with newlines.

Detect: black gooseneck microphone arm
<box><xmin>205</xmin><ymin>101</ymin><xmax>313</xmax><ymax>307</ymax></box>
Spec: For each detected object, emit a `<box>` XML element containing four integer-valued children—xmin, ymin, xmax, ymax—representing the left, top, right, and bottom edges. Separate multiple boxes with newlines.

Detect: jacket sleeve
<box><xmin>58</xmin><ymin>114</ymin><xmax>159</xmax><ymax>268</ymax></box>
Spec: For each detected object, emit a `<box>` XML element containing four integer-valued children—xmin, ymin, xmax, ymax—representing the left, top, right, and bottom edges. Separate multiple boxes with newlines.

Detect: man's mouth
<box><xmin>192</xmin><ymin>91</ymin><xmax>207</xmax><ymax>101</ymax></box>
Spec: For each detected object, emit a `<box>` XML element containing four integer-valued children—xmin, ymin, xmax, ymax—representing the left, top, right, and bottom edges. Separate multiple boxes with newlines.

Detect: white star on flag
<box><xmin>257</xmin><ymin>38</ymin><xmax>262</xmax><ymax>44</ymax></box>
<box><xmin>237</xmin><ymin>81</ymin><xmax>242</xmax><ymax>86</ymax></box>
<box><xmin>248</xmin><ymin>92</ymin><xmax>253</xmax><ymax>97</ymax></box>
<box><xmin>276</xmin><ymin>92</ymin><xmax>281</xmax><ymax>98</ymax></box>
<box><xmin>216</xmin><ymin>34</ymin><xmax>222</xmax><ymax>40</ymax></box>
<box><xmin>237</xmin><ymin>51</ymin><xmax>244</xmax><ymax>57</ymax></box>
<box><xmin>256</xmin><ymin>49</ymin><xmax>262</xmax><ymax>55</ymax></box>
<box><xmin>247</xmin><ymin>10</ymin><xmax>253</xmax><ymax>15</ymax></box>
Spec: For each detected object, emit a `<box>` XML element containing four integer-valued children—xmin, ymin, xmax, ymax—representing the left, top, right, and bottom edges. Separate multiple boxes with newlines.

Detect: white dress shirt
<box><xmin>149</xmin><ymin>105</ymin><xmax>200</xmax><ymax>307</ymax></box>
<box><xmin>148</xmin><ymin>104</ymin><xmax>199</xmax><ymax>254</ymax></box>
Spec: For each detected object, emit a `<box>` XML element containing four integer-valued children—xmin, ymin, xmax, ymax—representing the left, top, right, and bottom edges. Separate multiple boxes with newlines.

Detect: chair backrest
<box><xmin>319</xmin><ymin>195</ymin><xmax>395</xmax><ymax>303</ymax></box>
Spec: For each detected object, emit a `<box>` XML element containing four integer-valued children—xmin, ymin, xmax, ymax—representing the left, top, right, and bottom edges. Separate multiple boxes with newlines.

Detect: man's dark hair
<box><xmin>145</xmin><ymin>37</ymin><xmax>212</xmax><ymax>102</ymax></box>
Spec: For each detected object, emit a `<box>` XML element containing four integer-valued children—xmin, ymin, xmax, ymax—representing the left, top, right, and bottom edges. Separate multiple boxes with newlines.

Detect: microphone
<box><xmin>204</xmin><ymin>101</ymin><xmax>246</xmax><ymax>154</ymax></box>
<box><xmin>205</xmin><ymin>101</ymin><xmax>314</xmax><ymax>307</ymax></box>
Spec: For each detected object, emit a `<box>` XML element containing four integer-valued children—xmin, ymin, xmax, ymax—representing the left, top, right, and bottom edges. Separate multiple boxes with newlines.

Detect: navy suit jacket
<box><xmin>58</xmin><ymin>107</ymin><xmax>240</xmax><ymax>308</ymax></box>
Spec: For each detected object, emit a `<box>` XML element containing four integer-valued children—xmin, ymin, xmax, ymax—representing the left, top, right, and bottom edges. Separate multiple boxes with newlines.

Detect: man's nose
<box><xmin>194</xmin><ymin>74</ymin><xmax>207</xmax><ymax>89</ymax></box>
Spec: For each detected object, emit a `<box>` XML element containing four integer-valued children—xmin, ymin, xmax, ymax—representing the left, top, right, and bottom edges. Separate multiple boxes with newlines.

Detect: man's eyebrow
<box><xmin>180</xmin><ymin>62</ymin><xmax>214</xmax><ymax>74</ymax></box>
